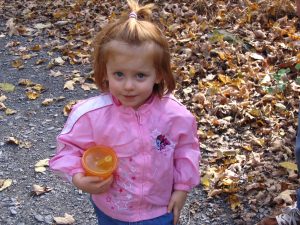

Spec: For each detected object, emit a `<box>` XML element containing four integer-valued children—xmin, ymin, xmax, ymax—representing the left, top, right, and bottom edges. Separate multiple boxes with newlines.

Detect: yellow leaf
<box><xmin>189</xmin><ymin>66</ymin><xmax>196</xmax><ymax>77</ymax></box>
<box><xmin>35</xmin><ymin>158</ymin><xmax>49</xmax><ymax>173</ymax></box>
<box><xmin>53</xmin><ymin>213</ymin><xmax>75</xmax><ymax>224</ymax></box>
<box><xmin>35</xmin><ymin>159</ymin><xmax>49</xmax><ymax>167</ymax></box>
<box><xmin>228</xmin><ymin>194</ymin><xmax>241</xmax><ymax>211</ymax></box>
<box><xmin>279</xmin><ymin>162</ymin><xmax>298</xmax><ymax>171</ymax></box>
<box><xmin>231</xmin><ymin>78</ymin><xmax>244</xmax><ymax>88</ymax></box>
<box><xmin>254</xmin><ymin>138</ymin><xmax>265</xmax><ymax>147</ymax></box>
<box><xmin>32</xmin><ymin>84</ymin><xmax>45</xmax><ymax>92</ymax></box>
<box><xmin>0</xmin><ymin>83</ymin><xmax>15</xmax><ymax>92</ymax></box>
<box><xmin>201</xmin><ymin>175</ymin><xmax>210</xmax><ymax>188</ymax></box>
<box><xmin>31</xmin><ymin>44</ymin><xmax>42</xmax><ymax>51</ymax></box>
<box><xmin>35</xmin><ymin>167</ymin><xmax>47</xmax><ymax>173</ymax></box>
<box><xmin>217</xmin><ymin>51</ymin><xmax>226</xmax><ymax>60</ymax></box>
<box><xmin>222</xmin><ymin>178</ymin><xmax>233</xmax><ymax>186</ymax></box>
<box><xmin>5</xmin><ymin>108</ymin><xmax>17</xmax><ymax>115</ymax></box>
<box><xmin>242</xmin><ymin>144</ymin><xmax>253</xmax><ymax>151</ymax></box>
<box><xmin>0</xmin><ymin>179</ymin><xmax>13</xmax><ymax>191</ymax></box>
<box><xmin>26</xmin><ymin>91</ymin><xmax>40</xmax><ymax>100</ymax></box>
<box><xmin>218</xmin><ymin>74</ymin><xmax>231</xmax><ymax>84</ymax></box>
<box><xmin>63</xmin><ymin>100</ymin><xmax>78</xmax><ymax>116</ymax></box>
<box><xmin>249</xmin><ymin>108</ymin><xmax>261</xmax><ymax>117</ymax></box>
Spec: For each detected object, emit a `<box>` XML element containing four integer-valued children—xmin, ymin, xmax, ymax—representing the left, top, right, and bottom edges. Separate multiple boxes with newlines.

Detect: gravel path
<box><xmin>0</xmin><ymin>18</ymin><xmax>239</xmax><ymax>225</ymax></box>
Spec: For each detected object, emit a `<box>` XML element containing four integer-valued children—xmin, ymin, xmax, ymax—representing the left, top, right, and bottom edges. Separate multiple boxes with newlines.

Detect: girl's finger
<box><xmin>173</xmin><ymin>208</ymin><xmax>179</xmax><ymax>225</ymax></box>
<box><xmin>167</xmin><ymin>200</ymin><xmax>174</xmax><ymax>213</ymax></box>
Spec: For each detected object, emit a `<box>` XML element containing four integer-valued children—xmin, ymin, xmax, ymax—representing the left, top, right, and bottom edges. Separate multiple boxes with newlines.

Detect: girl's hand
<box><xmin>167</xmin><ymin>190</ymin><xmax>188</xmax><ymax>225</ymax></box>
<box><xmin>72</xmin><ymin>173</ymin><xmax>113</xmax><ymax>194</ymax></box>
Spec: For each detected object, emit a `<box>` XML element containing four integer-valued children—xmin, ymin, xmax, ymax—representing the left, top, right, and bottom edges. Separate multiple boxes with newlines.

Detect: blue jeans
<box><xmin>91</xmin><ymin>201</ymin><xmax>174</xmax><ymax>225</ymax></box>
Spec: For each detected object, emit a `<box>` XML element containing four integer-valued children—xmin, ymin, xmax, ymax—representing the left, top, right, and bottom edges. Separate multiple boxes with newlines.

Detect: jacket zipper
<box><xmin>135</xmin><ymin>111</ymin><xmax>144</xmax><ymax>219</ymax></box>
<box><xmin>135</xmin><ymin>111</ymin><xmax>141</xmax><ymax>125</ymax></box>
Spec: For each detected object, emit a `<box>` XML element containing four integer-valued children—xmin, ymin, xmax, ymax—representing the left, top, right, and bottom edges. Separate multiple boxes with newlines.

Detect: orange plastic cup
<box><xmin>82</xmin><ymin>145</ymin><xmax>118</xmax><ymax>179</ymax></box>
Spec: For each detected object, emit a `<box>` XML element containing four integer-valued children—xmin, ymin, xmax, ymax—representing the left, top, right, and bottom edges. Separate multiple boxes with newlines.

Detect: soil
<box><xmin>0</xmin><ymin>13</ymin><xmax>243</xmax><ymax>225</ymax></box>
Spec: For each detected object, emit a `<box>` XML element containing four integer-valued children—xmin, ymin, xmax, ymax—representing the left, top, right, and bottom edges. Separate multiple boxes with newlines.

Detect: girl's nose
<box><xmin>124</xmin><ymin>79</ymin><xmax>134</xmax><ymax>90</ymax></box>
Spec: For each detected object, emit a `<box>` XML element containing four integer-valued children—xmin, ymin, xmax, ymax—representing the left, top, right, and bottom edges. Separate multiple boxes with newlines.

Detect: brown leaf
<box><xmin>273</xmin><ymin>190</ymin><xmax>296</xmax><ymax>204</ymax></box>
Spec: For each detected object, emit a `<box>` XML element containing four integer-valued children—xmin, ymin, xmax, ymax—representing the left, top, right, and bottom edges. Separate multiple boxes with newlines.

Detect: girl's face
<box><xmin>106</xmin><ymin>41</ymin><xmax>161</xmax><ymax>109</ymax></box>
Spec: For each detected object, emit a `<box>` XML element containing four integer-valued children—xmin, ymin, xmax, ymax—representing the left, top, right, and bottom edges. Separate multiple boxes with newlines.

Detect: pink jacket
<box><xmin>49</xmin><ymin>93</ymin><xmax>200</xmax><ymax>222</ymax></box>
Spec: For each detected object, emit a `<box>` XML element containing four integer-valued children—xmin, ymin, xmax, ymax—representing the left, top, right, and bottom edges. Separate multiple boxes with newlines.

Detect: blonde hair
<box><xmin>93</xmin><ymin>0</ymin><xmax>175</xmax><ymax>97</ymax></box>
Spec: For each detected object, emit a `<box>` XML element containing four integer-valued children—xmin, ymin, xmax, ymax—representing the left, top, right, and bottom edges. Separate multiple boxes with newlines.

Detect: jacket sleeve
<box><xmin>49</xmin><ymin>109</ymin><xmax>94</xmax><ymax>182</ymax></box>
<box><xmin>173</xmin><ymin>115</ymin><xmax>200</xmax><ymax>192</ymax></box>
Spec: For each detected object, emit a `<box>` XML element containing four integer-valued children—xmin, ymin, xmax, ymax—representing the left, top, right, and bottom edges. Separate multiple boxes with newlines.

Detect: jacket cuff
<box><xmin>173</xmin><ymin>183</ymin><xmax>192</xmax><ymax>192</ymax></box>
<box><xmin>70</xmin><ymin>168</ymin><xmax>85</xmax><ymax>179</ymax></box>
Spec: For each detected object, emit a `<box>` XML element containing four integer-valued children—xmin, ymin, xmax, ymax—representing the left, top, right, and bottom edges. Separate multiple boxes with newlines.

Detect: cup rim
<box><xmin>82</xmin><ymin>145</ymin><xmax>118</xmax><ymax>176</ymax></box>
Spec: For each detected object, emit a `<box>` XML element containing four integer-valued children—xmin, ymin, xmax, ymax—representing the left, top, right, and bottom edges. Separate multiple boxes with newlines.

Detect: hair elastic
<box><xmin>129</xmin><ymin>11</ymin><xmax>138</xmax><ymax>19</ymax></box>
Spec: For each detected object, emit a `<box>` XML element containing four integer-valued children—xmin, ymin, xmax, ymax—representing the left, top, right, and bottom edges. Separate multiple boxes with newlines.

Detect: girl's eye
<box><xmin>114</xmin><ymin>72</ymin><xmax>124</xmax><ymax>78</ymax></box>
<box><xmin>136</xmin><ymin>73</ymin><xmax>146</xmax><ymax>79</ymax></box>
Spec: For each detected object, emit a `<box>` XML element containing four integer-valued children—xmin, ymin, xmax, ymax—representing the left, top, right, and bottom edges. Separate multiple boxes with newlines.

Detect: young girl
<box><xmin>49</xmin><ymin>1</ymin><xmax>200</xmax><ymax>224</ymax></box>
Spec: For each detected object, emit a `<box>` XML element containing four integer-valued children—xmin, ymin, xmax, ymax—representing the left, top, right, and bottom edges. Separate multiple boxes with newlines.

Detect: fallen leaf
<box><xmin>64</xmin><ymin>80</ymin><xmax>75</xmax><ymax>90</ymax></box>
<box><xmin>35</xmin><ymin>159</ymin><xmax>49</xmax><ymax>173</ymax></box>
<box><xmin>81</xmin><ymin>83</ymin><xmax>97</xmax><ymax>91</ymax></box>
<box><xmin>273</xmin><ymin>189</ymin><xmax>295</xmax><ymax>204</ymax></box>
<box><xmin>11</xmin><ymin>59</ymin><xmax>24</xmax><ymax>69</ymax></box>
<box><xmin>249</xmin><ymin>52</ymin><xmax>264</xmax><ymax>60</ymax></box>
<box><xmin>279</xmin><ymin>162</ymin><xmax>298</xmax><ymax>171</ymax></box>
<box><xmin>63</xmin><ymin>100</ymin><xmax>78</xmax><ymax>116</ymax></box>
<box><xmin>228</xmin><ymin>194</ymin><xmax>241</xmax><ymax>211</ymax></box>
<box><xmin>0</xmin><ymin>83</ymin><xmax>15</xmax><ymax>92</ymax></box>
<box><xmin>26</xmin><ymin>91</ymin><xmax>40</xmax><ymax>100</ymax></box>
<box><xmin>6</xmin><ymin>137</ymin><xmax>19</xmax><ymax>145</ymax></box>
<box><xmin>19</xmin><ymin>141</ymin><xmax>32</xmax><ymax>149</ymax></box>
<box><xmin>0</xmin><ymin>179</ymin><xmax>13</xmax><ymax>191</ymax></box>
<box><xmin>5</xmin><ymin>108</ymin><xmax>17</xmax><ymax>115</ymax></box>
<box><xmin>201</xmin><ymin>174</ymin><xmax>210</xmax><ymax>188</ymax></box>
<box><xmin>31</xmin><ymin>184</ymin><xmax>52</xmax><ymax>196</ymax></box>
<box><xmin>34</xmin><ymin>23</ymin><xmax>52</xmax><ymax>29</ymax></box>
<box><xmin>0</xmin><ymin>95</ymin><xmax>7</xmax><ymax>102</ymax></box>
<box><xmin>42</xmin><ymin>98</ymin><xmax>55</xmax><ymax>106</ymax></box>
<box><xmin>32</xmin><ymin>84</ymin><xmax>45</xmax><ymax>92</ymax></box>
<box><xmin>54</xmin><ymin>57</ymin><xmax>65</xmax><ymax>65</ymax></box>
<box><xmin>50</xmin><ymin>70</ymin><xmax>63</xmax><ymax>77</ymax></box>
<box><xmin>53</xmin><ymin>213</ymin><xmax>75</xmax><ymax>224</ymax></box>
<box><xmin>18</xmin><ymin>79</ymin><xmax>34</xmax><ymax>86</ymax></box>
<box><xmin>6</xmin><ymin>18</ymin><xmax>19</xmax><ymax>36</ymax></box>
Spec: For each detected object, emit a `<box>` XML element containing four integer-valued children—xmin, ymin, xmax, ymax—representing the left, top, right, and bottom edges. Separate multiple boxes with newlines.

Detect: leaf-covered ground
<box><xmin>0</xmin><ymin>0</ymin><xmax>300</xmax><ymax>224</ymax></box>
